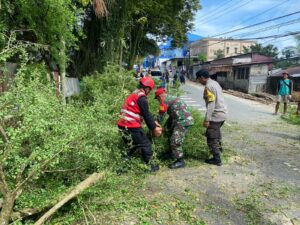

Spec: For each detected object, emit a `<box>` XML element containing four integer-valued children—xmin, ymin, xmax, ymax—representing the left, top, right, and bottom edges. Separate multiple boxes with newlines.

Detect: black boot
<box><xmin>149</xmin><ymin>164</ymin><xmax>160</xmax><ymax>172</ymax></box>
<box><xmin>205</xmin><ymin>154</ymin><xmax>222</xmax><ymax>166</ymax></box>
<box><xmin>169</xmin><ymin>158</ymin><xmax>185</xmax><ymax>169</ymax></box>
<box><xmin>162</xmin><ymin>151</ymin><xmax>174</xmax><ymax>160</ymax></box>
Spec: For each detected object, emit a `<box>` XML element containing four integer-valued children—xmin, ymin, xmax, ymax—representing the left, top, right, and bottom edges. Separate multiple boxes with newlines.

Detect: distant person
<box><xmin>180</xmin><ymin>73</ymin><xmax>185</xmax><ymax>84</ymax></box>
<box><xmin>165</xmin><ymin>71</ymin><xmax>170</xmax><ymax>84</ymax></box>
<box><xmin>160</xmin><ymin>74</ymin><xmax>167</xmax><ymax>88</ymax></box>
<box><xmin>155</xmin><ymin>88</ymin><xmax>194</xmax><ymax>169</ymax></box>
<box><xmin>274</xmin><ymin>71</ymin><xmax>293</xmax><ymax>115</ymax></box>
<box><xmin>173</xmin><ymin>71</ymin><xmax>179</xmax><ymax>86</ymax></box>
<box><xmin>196</xmin><ymin>69</ymin><xmax>227</xmax><ymax>166</ymax></box>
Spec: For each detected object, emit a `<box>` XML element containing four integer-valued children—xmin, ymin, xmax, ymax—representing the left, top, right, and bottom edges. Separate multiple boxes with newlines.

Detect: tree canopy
<box><xmin>243</xmin><ymin>43</ymin><xmax>279</xmax><ymax>59</ymax></box>
<box><xmin>1</xmin><ymin>0</ymin><xmax>201</xmax><ymax>77</ymax></box>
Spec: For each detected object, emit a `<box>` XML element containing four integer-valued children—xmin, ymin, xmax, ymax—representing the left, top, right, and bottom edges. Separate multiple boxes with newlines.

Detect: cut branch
<box><xmin>34</xmin><ymin>172</ymin><xmax>105</xmax><ymax>225</ymax></box>
<box><xmin>14</xmin><ymin>146</ymin><xmax>67</xmax><ymax>193</ymax></box>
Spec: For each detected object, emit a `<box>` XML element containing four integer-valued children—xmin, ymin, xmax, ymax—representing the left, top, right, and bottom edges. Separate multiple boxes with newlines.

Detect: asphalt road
<box><xmin>180</xmin><ymin>80</ymin><xmax>277</xmax><ymax>124</ymax></box>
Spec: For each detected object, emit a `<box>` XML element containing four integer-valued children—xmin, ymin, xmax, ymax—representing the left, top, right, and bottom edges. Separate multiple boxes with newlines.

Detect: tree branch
<box><xmin>0</xmin><ymin>166</ymin><xmax>9</xmax><ymax>197</ymax></box>
<box><xmin>0</xmin><ymin>122</ymin><xmax>9</xmax><ymax>143</ymax></box>
<box><xmin>14</xmin><ymin>146</ymin><xmax>67</xmax><ymax>193</ymax></box>
<box><xmin>34</xmin><ymin>172</ymin><xmax>105</xmax><ymax>225</ymax></box>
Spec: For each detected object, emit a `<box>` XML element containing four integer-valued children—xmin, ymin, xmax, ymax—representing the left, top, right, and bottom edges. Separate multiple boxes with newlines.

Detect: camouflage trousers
<box><xmin>170</xmin><ymin>125</ymin><xmax>191</xmax><ymax>159</ymax></box>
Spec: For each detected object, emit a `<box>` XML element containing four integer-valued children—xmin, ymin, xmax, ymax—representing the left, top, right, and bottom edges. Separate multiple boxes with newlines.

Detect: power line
<box><xmin>197</xmin><ymin>0</ymin><xmax>253</xmax><ymax>24</ymax></box>
<box><xmin>197</xmin><ymin>0</ymin><xmax>235</xmax><ymax>22</ymax></box>
<box><xmin>213</xmin><ymin>0</ymin><xmax>291</xmax><ymax>37</ymax></box>
<box><xmin>210</xmin><ymin>10</ymin><xmax>300</xmax><ymax>37</ymax></box>
<box><xmin>236</xmin><ymin>17</ymin><xmax>300</xmax><ymax>38</ymax></box>
<box><xmin>197</xmin><ymin>30</ymin><xmax>300</xmax><ymax>48</ymax></box>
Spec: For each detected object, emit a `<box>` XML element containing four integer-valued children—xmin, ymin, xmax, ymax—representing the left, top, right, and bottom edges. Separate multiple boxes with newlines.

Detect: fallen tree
<box><xmin>35</xmin><ymin>172</ymin><xmax>105</xmax><ymax>225</ymax></box>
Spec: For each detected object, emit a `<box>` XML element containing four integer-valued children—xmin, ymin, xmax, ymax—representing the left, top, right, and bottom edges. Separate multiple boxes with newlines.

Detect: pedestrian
<box><xmin>165</xmin><ymin>71</ymin><xmax>170</xmax><ymax>84</ymax></box>
<box><xmin>180</xmin><ymin>73</ymin><xmax>185</xmax><ymax>84</ymax></box>
<box><xmin>155</xmin><ymin>88</ymin><xmax>194</xmax><ymax>169</ymax></box>
<box><xmin>274</xmin><ymin>71</ymin><xmax>293</xmax><ymax>115</ymax></box>
<box><xmin>160</xmin><ymin>74</ymin><xmax>167</xmax><ymax>88</ymax></box>
<box><xmin>173</xmin><ymin>71</ymin><xmax>178</xmax><ymax>86</ymax></box>
<box><xmin>117</xmin><ymin>77</ymin><xmax>162</xmax><ymax>172</ymax></box>
<box><xmin>196</xmin><ymin>69</ymin><xmax>227</xmax><ymax>166</ymax></box>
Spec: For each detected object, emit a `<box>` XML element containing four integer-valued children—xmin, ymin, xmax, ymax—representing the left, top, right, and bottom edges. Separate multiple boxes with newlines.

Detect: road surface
<box><xmin>180</xmin><ymin>80</ymin><xmax>277</xmax><ymax>124</ymax></box>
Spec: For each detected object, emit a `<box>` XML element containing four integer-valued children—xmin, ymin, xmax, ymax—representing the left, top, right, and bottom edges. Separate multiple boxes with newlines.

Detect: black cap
<box><xmin>196</xmin><ymin>69</ymin><xmax>210</xmax><ymax>79</ymax></box>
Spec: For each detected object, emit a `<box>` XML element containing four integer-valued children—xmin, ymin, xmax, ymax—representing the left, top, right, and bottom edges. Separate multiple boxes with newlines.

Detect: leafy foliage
<box><xmin>243</xmin><ymin>43</ymin><xmax>279</xmax><ymax>59</ymax></box>
<box><xmin>214</xmin><ymin>49</ymin><xmax>224</xmax><ymax>59</ymax></box>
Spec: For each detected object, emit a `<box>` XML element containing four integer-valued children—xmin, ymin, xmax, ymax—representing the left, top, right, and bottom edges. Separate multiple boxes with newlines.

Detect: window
<box><xmin>226</xmin><ymin>47</ymin><xmax>230</xmax><ymax>54</ymax></box>
<box><xmin>233</xmin><ymin>67</ymin><xmax>250</xmax><ymax>80</ymax></box>
<box><xmin>235</xmin><ymin>48</ymin><xmax>238</xmax><ymax>54</ymax></box>
<box><xmin>217</xmin><ymin>72</ymin><xmax>227</xmax><ymax>78</ymax></box>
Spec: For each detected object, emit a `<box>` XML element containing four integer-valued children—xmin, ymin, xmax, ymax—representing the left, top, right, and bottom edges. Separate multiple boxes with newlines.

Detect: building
<box><xmin>158</xmin><ymin>33</ymin><xmax>202</xmax><ymax>73</ymax></box>
<box><xmin>190</xmin><ymin>38</ymin><xmax>256</xmax><ymax>61</ymax></box>
<box><xmin>191</xmin><ymin>53</ymin><xmax>273</xmax><ymax>93</ymax></box>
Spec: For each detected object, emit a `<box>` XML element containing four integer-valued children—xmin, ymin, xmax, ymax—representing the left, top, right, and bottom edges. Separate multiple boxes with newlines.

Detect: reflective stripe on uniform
<box><xmin>122</xmin><ymin>116</ymin><xmax>136</xmax><ymax>121</ymax></box>
<box><xmin>121</xmin><ymin>109</ymin><xmax>142</xmax><ymax>119</ymax></box>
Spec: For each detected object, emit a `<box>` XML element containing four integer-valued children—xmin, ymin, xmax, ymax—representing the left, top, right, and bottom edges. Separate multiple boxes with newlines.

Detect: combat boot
<box><xmin>149</xmin><ymin>164</ymin><xmax>160</xmax><ymax>172</ymax></box>
<box><xmin>169</xmin><ymin>158</ymin><xmax>185</xmax><ymax>169</ymax></box>
<box><xmin>162</xmin><ymin>151</ymin><xmax>174</xmax><ymax>160</ymax></box>
<box><xmin>205</xmin><ymin>154</ymin><xmax>222</xmax><ymax>166</ymax></box>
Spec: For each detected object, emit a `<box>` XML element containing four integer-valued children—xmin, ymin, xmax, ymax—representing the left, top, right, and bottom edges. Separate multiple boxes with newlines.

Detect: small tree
<box><xmin>242</xmin><ymin>43</ymin><xmax>279</xmax><ymax>59</ymax></box>
<box><xmin>198</xmin><ymin>53</ymin><xmax>207</xmax><ymax>63</ymax></box>
<box><xmin>282</xmin><ymin>46</ymin><xmax>297</xmax><ymax>59</ymax></box>
<box><xmin>214</xmin><ymin>49</ymin><xmax>224</xmax><ymax>59</ymax></box>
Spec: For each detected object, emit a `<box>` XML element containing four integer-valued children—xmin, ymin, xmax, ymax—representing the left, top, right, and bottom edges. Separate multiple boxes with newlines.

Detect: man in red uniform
<box><xmin>117</xmin><ymin>77</ymin><xmax>162</xmax><ymax>172</ymax></box>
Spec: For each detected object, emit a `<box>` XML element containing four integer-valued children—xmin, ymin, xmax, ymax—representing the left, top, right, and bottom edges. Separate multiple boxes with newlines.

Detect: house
<box><xmin>191</xmin><ymin>53</ymin><xmax>273</xmax><ymax>93</ymax></box>
<box><xmin>158</xmin><ymin>33</ymin><xmax>203</xmax><ymax>73</ymax></box>
<box><xmin>267</xmin><ymin>66</ymin><xmax>300</xmax><ymax>94</ymax></box>
<box><xmin>190</xmin><ymin>38</ymin><xmax>256</xmax><ymax>61</ymax></box>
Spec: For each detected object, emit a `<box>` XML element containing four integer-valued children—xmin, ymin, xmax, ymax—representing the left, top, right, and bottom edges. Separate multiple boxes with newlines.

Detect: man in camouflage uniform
<box><xmin>155</xmin><ymin>88</ymin><xmax>194</xmax><ymax>169</ymax></box>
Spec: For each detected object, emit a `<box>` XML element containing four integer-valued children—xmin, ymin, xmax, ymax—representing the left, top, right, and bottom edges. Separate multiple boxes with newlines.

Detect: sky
<box><xmin>193</xmin><ymin>0</ymin><xmax>300</xmax><ymax>52</ymax></box>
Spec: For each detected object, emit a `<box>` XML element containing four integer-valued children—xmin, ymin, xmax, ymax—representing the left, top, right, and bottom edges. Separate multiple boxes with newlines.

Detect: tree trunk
<box><xmin>0</xmin><ymin>194</ymin><xmax>16</xmax><ymax>225</ymax></box>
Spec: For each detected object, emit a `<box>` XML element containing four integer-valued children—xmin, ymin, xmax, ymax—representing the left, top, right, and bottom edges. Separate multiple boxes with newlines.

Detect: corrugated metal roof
<box><xmin>270</xmin><ymin>66</ymin><xmax>300</xmax><ymax>77</ymax></box>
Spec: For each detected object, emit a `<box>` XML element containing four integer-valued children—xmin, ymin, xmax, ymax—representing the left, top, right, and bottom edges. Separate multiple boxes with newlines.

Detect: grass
<box><xmin>49</xmin><ymin>171</ymin><xmax>207</xmax><ymax>225</ymax></box>
<box><xmin>281</xmin><ymin>104</ymin><xmax>300</xmax><ymax>125</ymax></box>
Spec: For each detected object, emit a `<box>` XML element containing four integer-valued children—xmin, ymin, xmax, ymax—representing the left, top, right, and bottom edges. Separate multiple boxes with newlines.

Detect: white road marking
<box><xmin>284</xmin><ymin>162</ymin><xmax>291</xmax><ymax>166</ymax></box>
<box><xmin>180</xmin><ymin>98</ymin><xmax>193</xmax><ymax>100</ymax></box>
<box><xmin>293</xmin><ymin>168</ymin><xmax>299</xmax><ymax>171</ymax></box>
<box><xmin>189</xmin><ymin>104</ymin><xmax>202</xmax><ymax>107</ymax></box>
<box><xmin>184</xmin><ymin>100</ymin><xmax>197</xmax><ymax>103</ymax></box>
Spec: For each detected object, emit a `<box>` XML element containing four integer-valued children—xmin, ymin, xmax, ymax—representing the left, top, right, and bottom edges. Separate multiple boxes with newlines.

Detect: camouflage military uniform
<box><xmin>157</xmin><ymin>95</ymin><xmax>194</xmax><ymax>159</ymax></box>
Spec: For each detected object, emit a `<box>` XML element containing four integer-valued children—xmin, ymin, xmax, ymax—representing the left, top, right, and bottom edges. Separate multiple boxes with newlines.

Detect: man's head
<box><xmin>282</xmin><ymin>71</ymin><xmax>289</xmax><ymax>79</ymax></box>
<box><xmin>140</xmin><ymin>77</ymin><xmax>155</xmax><ymax>95</ymax></box>
<box><xmin>196</xmin><ymin>69</ymin><xmax>210</xmax><ymax>85</ymax></box>
<box><xmin>155</xmin><ymin>88</ymin><xmax>166</xmax><ymax>102</ymax></box>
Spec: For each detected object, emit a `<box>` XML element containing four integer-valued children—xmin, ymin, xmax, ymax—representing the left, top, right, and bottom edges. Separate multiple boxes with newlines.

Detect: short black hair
<box><xmin>196</xmin><ymin>69</ymin><xmax>210</xmax><ymax>79</ymax></box>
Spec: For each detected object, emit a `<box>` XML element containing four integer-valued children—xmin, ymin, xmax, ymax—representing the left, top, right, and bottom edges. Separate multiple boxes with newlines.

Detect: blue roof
<box><xmin>159</xmin><ymin>33</ymin><xmax>203</xmax><ymax>50</ymax></box>
<box><xmin>187</xmin><ymin>32</ymin><xmax>203</xmax><ymax>44</ymax></box>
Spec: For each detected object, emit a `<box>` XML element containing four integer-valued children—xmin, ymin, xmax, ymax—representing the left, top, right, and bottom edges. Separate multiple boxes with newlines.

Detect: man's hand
<box><xmin>152</xmin><ymin>127</ymin><xmax>163</xmax><ymax>137</ymax></box>
<box><xmin>203</xmin><ymin>121</ymin><xmax>210</xmax><ymax>128</ymax></box>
